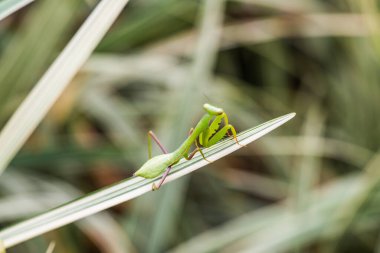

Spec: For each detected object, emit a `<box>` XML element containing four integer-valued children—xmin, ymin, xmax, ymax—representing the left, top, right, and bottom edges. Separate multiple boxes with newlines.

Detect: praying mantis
<box><xmin>134</xmin><ymin>103</ymin><xmax>242</xmax><ymax>190</ymax></box>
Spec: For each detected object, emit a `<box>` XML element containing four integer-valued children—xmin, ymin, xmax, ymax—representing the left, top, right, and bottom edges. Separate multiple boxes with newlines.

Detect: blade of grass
<box><xmin>0</xmin><ymin>0</ymin><xmax>34</xmax><ymax>21</ymax></box>
<box><xmin>224</xmin><ymin>156</ymin><xmax>380</xmax><ymax>253</ymax></box>
<box><xmin>0</xmin><ymin>0</ymin><xmax>83</xmax><ymax>118</ymax></box>
<box><xmin>0</xmin><ymin>0</ymin><xmax>130</xmax><ymax>175</ymax></box>
<box><xmin>231</xmin><ymin>0</ymin><xmax>319</xmax><ymax>12</ymax></box>
<box><xmin>257</xmin><ymin>136</ymin><xmax>372</xmax><ymax>168</ymax></box>
<box><xmin>144</xmin><ymin>0</ymin><xmax>227</xmax><ymax>251</ymax></box>
<box><xmin>148</xmin><ymin>14</ymin><xmax>371</xmax><ymax>56</ymax></box>
<box><xmin>97</xmin><ymin>0</ymin><xmax>199</xmax><ymax>52</ymax></box>
<box><xmin>45</xmin><ymin>241</ymin><xmax>55</xmax><ymax>253</ymax></box>
<box><xmin>293</xmin><ymin>105</ymin><xmax>325</xmax><ymax>208</ymax></box>
<box><xmin>167</xmin><ymin>174</ymin><xmax>361</xmax><ymax>253</ymax></box>
<box><xmin>0</xmin><ymin>113</ymin><xmax>295</xmax><ymax>249</ymax></box>
<box><xmin>291</xmin><ymin>105</ymin><xmax>325</xmax><ymax>253</ymax></box>
<box><xmin>0</xmin><ymin>171</ymin><xmax>136</xmax><ymax>252</ymax></box>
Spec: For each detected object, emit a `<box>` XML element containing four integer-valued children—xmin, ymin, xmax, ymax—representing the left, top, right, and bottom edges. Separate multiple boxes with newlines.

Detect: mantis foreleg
<box><xmin>199</xmin><ymin>114</ymin><xmax>223</xmax><ymax>146</ymax></box>
<box><xmin>221</xmin><ymin>113</ymin><xmax>243</xmax><ymax>146</ymax></box>
<box><xmin>206</xmin><ymin>113</ymin><xmax>243</xmax><ymax>146</ymax></box>
<box><xmin>221</xmin><ymin>113</ymin><xmax>235</xmax><ymax>141</ymax></box>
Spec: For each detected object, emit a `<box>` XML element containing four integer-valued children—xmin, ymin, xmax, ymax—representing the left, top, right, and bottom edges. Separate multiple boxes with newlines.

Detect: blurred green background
<box><xmin>1</xmin><ymin>0</ymin><xmax>380</xmax><ymax>252</ymax></box>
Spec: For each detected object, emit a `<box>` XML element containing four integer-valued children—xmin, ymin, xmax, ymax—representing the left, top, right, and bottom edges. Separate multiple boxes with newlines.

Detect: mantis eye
<box><xmin>203</xmin><ymin>103</ymin><xmax>224</xmax><ymax>115</ymax></box>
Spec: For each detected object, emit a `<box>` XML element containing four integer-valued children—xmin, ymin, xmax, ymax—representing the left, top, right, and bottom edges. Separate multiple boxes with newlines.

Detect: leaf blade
<box><xmin>0</xmin><ymin>113</ymin><xmax>295</xmax><ymax>249</ymax></box>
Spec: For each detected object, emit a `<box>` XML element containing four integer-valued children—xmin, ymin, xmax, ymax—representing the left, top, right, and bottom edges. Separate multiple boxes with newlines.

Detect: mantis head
<box><xmin>203</xmin><ymin>103</ymin><xmax>224</xmax><ymax>115</ymax></box>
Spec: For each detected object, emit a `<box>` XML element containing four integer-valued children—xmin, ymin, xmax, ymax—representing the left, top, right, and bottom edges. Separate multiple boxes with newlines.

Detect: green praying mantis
<box><xmin>134</xmin><ymin>103</ymin><xmax>242</xmax><ymax>190</ymax></box>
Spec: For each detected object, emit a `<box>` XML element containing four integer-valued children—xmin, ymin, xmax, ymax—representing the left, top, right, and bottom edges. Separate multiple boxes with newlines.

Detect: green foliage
<box><xmin>0</xmin><ymin>0</ymin><xmax>379</xmax><ymax>252</ymax></box>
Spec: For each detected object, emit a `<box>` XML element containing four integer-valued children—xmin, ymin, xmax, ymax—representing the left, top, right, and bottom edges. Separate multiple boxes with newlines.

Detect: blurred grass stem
<box><xmin>148</xmin><ymin>14</ymin><xmax>374</xmax><ymax>56</ymax></box>
<box><xmin>143</xmin><ymin>0</ymin><xmax>227</xmax><ymax>252</ymax></box>
<box><xmin>0</xmin><ymin>0</ymin><xmax>129</xmax><ymax>175</ymax></box>
<box><xmin>0</xmin><ymin>0</ymin><xmax>34</xmax><ymax>21</ymax></box>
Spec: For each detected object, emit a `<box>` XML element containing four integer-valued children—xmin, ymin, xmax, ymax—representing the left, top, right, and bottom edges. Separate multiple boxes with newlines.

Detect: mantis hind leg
<box><xmin>152</xmin><ymin>166</ymin><xmax>172</xmax><ymax>191</ymax></box>
<box><xmin>147</xmin><ymin>131</ymin><xmax>171</xmax><ymax>190</ymax></box>
<box><xmin>148</xmin><ymin>131</ymin><xmax>168</xmax><ymax>158</ymax></box>
<box><xmin>154</xmin><ymin>127</ymin><xmax>206</xmax><ymax>190</ymax></box>
<box><xmin>150</xmin><ymin>128</ymin><xmax>203</xmax><ymax>190</ymax></box>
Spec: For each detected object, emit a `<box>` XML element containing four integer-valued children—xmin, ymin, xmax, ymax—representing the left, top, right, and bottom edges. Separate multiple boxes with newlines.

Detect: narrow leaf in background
<box><xmin>0</xmin><ymin>0</ymin><xmax>34</xmax><ymax>21</ymax></box>
<box><xmin>0</xmin><ymin>0</ymin><xmax>130</xmax><ymax>175</ymax></box>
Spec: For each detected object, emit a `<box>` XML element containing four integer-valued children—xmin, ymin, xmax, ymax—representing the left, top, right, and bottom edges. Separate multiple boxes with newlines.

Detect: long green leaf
<box><xmin>0</xmin><ymin>0</ymin><xmax>130</xmax><ymax>175</ymax></box>
<box><xmin>0</xmin><ymin>0</ymin><xmax>34</xmax><ymax>21</ymax></box>
<box><xmin>0</xmin><ymin>113</ymin><xmax>295</xmax><ymax>249</ymax></box>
